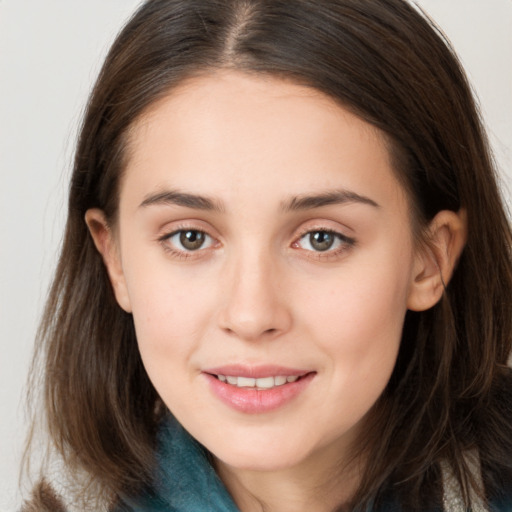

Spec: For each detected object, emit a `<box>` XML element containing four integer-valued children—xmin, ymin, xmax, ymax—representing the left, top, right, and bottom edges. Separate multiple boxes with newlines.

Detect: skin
<box><xmin>87</xmin><ymin>71</ymin><xmax>466</xmax><ymax>512</ymax></box>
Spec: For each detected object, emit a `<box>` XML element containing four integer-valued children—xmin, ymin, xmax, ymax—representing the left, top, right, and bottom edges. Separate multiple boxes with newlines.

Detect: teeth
<box><xmin>237</xmin><ymin>377</ymin><xmax>255</xmax><ymax>387</ymax></box>
<box><xmin>217</xmin><ymin>374</ymin><xmax>301</xmax><ymax>389</ymax></box>
<box><xmin>255</xmin><ymin>376</ymin><xmax>274</xmax><ymax>389</ymax></box>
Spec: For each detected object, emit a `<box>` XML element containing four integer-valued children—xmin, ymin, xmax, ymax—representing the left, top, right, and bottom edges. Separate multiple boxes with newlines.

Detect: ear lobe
<box><xmin>85</xmin><ymin>209</ymin><xmax>132</xmax><ymax>313</ymax></box>
<box><xmin>407</xmin><ymin>209</ymin><xmax>467</xmax><ymax>312</ymax></box>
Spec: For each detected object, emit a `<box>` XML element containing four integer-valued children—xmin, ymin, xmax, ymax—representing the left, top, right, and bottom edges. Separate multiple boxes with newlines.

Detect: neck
<box><xmin>214</xmin><ymin>444</ymin><xmax>362</xmax><ymax>512</ymax></box>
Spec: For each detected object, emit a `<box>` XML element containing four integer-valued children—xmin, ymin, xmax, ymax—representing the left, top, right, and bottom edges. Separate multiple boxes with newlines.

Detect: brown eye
<box><xmin>295</xmin><ymin>229</ymin><xmax>356</xmax><ymax>254</ymax></box>
<box><xmin>179</xmin><ymin>230</ymin><xmax>206</xmax><ymax>250</ymax></box>
<box><xmin>308</xmin><ymin>231</ymin><xmax>335</xmax><ymax>251</ymax></box>
<box><xmin>161</xmin><ymin>229</ymin><xmax>214</xmax><ymax>254</ymax></box>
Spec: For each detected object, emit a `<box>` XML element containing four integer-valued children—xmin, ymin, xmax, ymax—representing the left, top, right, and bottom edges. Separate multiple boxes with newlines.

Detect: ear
<box><xmin>407</xmin><ymin>209</ymin><xmax>467</xmax><ymax>312</ymax></box>
<box><xmin>85</xmin><ymin>209</ymin><xmax>132</xmax><ymax>312</ymax></box>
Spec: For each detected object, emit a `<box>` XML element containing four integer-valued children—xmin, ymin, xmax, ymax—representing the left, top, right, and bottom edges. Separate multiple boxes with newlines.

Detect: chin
<box><xmin>208</xmin><ymin>434</ymin><xmax>316</xmax><ymax>473</ymax></box>
<box><xmin>216</xmin><ymin>451</ymin><xmax>307</xmax><ymax>473</ymax></box>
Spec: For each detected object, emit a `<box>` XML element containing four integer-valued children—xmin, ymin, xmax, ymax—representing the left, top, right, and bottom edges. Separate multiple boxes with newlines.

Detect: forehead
<box><xmin>130</xmin><ymin>71</ymin><xmax>381</xmax><ymax>153</ymax></box>
<box><xmin>121</xmin><ymin>71</ymin><xmax>407</xmax><ymax>215</ymax></box>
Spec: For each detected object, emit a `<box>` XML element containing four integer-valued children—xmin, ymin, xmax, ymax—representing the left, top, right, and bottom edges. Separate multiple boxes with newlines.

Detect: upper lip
<box><xmin>203</xmin><ymin>365</ymin><xmax>312</xmax><ymax>379</ymax></box>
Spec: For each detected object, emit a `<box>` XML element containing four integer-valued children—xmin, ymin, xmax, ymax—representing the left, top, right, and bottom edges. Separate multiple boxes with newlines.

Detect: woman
<box><xmin>23</xmin><ymin>0</ymin><xmax>512</xmax><ymax>510</ymax></box>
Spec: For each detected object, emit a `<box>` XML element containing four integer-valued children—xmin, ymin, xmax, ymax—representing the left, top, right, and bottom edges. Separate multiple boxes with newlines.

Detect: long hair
<box><xmin>25</xmin><ymin>0</ymin><xmax>512</xmax><ymax>509</ymax></box>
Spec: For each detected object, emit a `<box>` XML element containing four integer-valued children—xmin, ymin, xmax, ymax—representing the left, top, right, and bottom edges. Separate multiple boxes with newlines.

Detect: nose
<box><xmin>217</xmin><ymin>248</ymin><xmax>292</xmax><ymax>341</ymax></box>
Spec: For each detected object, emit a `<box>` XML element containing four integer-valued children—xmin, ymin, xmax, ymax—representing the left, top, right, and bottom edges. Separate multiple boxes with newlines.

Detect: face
<box><xmin>90</xmin><ymin>71</ymin><xmax>435</xmax><ymax>476</ymax></box>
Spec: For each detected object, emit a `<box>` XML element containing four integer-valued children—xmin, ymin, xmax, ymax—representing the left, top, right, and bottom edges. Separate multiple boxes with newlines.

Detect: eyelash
<box><xmin>292</xmin><ymin>228</ymin><xmax>356</xmax><ymax>259</ymax></box>
<box><xmin>158</xmin><ymin>226</ymin><xmax>356</xmax><ymax>260</ymax></box>
<box><xmin>158</xmin><ymin>227</ymin><xmax>216</xmax><ymax>260</ymax></box>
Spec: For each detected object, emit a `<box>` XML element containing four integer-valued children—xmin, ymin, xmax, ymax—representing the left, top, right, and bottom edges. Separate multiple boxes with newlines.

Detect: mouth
<box><xmin>203</xmin><ymin>367</ymin><xmax>315</xmax><ymax>413</ymax></box>
<box><xmin>212</xmin><ymin>374</ymin><xmax>304</xmax><ymax>390</ymax></box>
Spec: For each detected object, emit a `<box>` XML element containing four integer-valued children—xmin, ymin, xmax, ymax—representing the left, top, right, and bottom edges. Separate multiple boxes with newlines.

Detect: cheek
<box><xmin>300</xmin><ymin>254</ymin><xmax>411</xmax><ymax>382</ymax></box>
<box><xmin>121</xmin><ymin>256</ymin><xmax>217</xmax><ymax>377</ymax></box>
<box><xmin>127</xmin><ymin>282</ymin><xmax>209</xmax><ymax>409</ymax></box>
<box><xmin>300</xmin><ymin>274</ymin><xmax>407</xmax><ymax>436</ymax></box>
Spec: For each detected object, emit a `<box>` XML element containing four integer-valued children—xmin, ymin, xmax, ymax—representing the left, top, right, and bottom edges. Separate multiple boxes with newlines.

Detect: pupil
<box><xmin>310</xmin><ymin>231</ymin><xmax>334</xmax><ymax>251</ymax></box>
<box><xmin>180</xmin><ymin>230</ymin><xmax>205</xmax><ymax>250</ymax></box>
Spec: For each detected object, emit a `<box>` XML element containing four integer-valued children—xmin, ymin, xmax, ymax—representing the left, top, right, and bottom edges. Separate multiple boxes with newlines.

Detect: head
<box><xmin>37</xmin><ymin>0</ymin><xmax>512</xmax><ymax>507</ymax></box>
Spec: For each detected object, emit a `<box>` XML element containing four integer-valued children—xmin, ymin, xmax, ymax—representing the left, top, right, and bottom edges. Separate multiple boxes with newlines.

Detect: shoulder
<box><xmin>489</xmin><ymin>484</ymin><xmax>512</xmax><ymax>512</ymax></box>
<box><xmin>21</xmin><ymin>479</ymin><xmax>118</xmax><ymax>512</ymax></box>
<box><xmin>21</xmin><ymin>480</ymin><xmax>67</xmax><ymax>512</ymax></box>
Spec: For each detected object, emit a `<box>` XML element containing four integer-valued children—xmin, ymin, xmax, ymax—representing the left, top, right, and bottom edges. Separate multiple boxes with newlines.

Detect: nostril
<box><xmin>217</xmin><ymin>289</ymin><xmax>293</xmax><ymax>340</ymax></box>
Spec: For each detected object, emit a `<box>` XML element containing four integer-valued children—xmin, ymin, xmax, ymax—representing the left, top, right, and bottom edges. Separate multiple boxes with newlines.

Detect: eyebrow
<box><xmin>282</xmin><ymin>190</ymin><xmax>380</xmax><ymax>211</ymax></box>
<box><xmin>139</xmin><ymin>188</ymin><xmax>379</xmax><ymax>213</ymax></box>
<box><xmin>139</xmin><ymin>190</ymin><xmax>225</xmax><ymax>212</ymax></box>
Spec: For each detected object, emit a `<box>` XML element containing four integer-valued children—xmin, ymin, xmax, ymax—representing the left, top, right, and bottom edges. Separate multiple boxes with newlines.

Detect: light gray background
<box><xmin>1</xmin><ymin>1</ymin><xmax>511</xmax><ymax>510</ymax></box>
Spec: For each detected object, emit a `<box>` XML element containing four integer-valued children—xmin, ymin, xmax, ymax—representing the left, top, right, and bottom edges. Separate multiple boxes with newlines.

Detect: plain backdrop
<box><xmin>0</xmin><ymin>1</ymin><xmax>511</xmax><ymax>510</ymax></box>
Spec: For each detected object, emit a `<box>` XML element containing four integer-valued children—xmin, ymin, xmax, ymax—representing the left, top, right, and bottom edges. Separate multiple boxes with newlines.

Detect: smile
<box><xmin>203</xmin><ymin>367</ymin><xmax>315</xmax><ymax>414</ymax></box>
<box><xmin>216</xmin><ymin>374</ymin><xmax>299</xmax><ymax>389</ymax></box>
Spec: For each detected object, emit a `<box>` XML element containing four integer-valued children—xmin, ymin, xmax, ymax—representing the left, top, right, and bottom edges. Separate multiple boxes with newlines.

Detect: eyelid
<box><xmin>295</xmin><ymin>230</ymin><xmax>355</xmax><ymax>248</ymax></box>
<box><xmin>157</xmin><ymin>222</ymin><xmax>221</xmax><ymax>259</ymax></box>
<box><xmin>291</xmin><ymin>223</ymin><xmax>356</xmax><ymax>258</ymax></box>
<box><xmin>293</xmin><ymin>220</ymin><xmax>355</xmax><ymax>242</ymax></box>
<box><xmin>163</xmin><ymin>229</ymin><xmax>213</xmax><ymax>246</ymax></box>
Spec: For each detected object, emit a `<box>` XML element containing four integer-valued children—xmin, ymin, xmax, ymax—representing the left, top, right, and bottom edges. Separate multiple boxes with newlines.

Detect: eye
<box><xmin>295</xmin><ymin>230</ymin><xmax>355</xmax><ymax>253</ymax></box>
<box><xmin>162</xmin><ymin>229</ymin><xmax>214</xmax><ymax>252</ymax></box>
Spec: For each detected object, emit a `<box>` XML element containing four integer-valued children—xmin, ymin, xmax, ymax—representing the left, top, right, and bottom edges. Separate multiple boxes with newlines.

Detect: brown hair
<box><xmin>25</xmin><ymin>0</ymin><xmax>512</xmax><ymax>509</ymax></box>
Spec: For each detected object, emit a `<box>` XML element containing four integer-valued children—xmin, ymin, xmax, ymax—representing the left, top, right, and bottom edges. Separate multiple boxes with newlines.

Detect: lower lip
<box><xmin>204</xmin><ymin>373</ymin><xmax>315</xmax><ymax>414</ymax></box>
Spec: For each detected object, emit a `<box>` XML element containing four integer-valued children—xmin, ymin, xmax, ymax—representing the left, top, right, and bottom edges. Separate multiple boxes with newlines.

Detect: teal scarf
<box><xmin>117</xmin><ymin>417</ymin><xmax>239</xmax><ymax>511</ymax></box>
